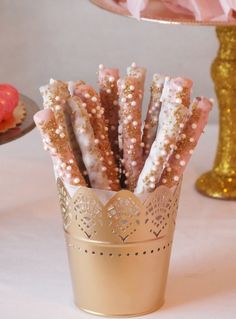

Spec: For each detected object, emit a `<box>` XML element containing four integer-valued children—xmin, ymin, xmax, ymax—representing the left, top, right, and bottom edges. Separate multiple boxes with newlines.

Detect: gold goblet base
<box><xmin>196</xmin><ymin>171</ymin><xmax>236</xmax><ymax>200</ymax></box>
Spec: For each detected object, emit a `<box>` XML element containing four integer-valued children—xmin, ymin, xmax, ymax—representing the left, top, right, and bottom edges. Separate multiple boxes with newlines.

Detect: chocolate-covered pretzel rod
<box><xmin>68</xmin><ymin>96</ymin><xmax>112</xmax><ymax>190</ymax></box>
<box><xmin>71</xmin><ymin>83</ymin><xmax>120</xmax><ymax>191</ymax></box>
<box><xmin>34</xmin><ymin>109</ymin><xmax>86</xmax><ymax>186</ymax></box>
<box><xmin>40</xmin><ymin>79</ymin><xmax>88</xmax><ymax>181</ymax></box>
<box><xmin>142</xmin><ymin>74</ymin><xmax>165</xmax><ymax>160</ymax></box>
<box><xmin>98</xmin><ymin>66</ymin><xmax>120</xmax><ymax>163</ymax></box>
<box><xmin>159</xmin><ymin>97</ymin><xmax>212</xmax><ymax>187</ymax></box>
<box><xmin>118</xmin><ymin>76</ymin><xmax>143</xmax><ymax>191</ymax></box>
<box><xmin>135</xmin><ymin>77</ymin><xmax>193</xmax><ymax>194</ymax></box>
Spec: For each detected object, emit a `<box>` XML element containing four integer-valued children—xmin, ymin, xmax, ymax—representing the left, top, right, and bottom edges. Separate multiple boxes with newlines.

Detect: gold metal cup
<box><xmin>57</xmin><ymin>178</ymin><xmax>181</xmax><ymax>317</ymax></box>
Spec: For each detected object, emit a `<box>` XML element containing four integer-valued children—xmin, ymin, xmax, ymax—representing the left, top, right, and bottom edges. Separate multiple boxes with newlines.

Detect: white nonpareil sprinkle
<box><xmin>69</xmin><ymin>159</ymin><xmax>74</xmax><ymax>164</ymax></box>
<box><xmin>109</xmin><ymin>76</ymin><xmax>115</xmax><ymax>82</ymax></box>
<box><xmin>191</xmin><ymin>123</ymin><xmax>197</xmax><ymax>129</ymax></box>
<box><xmin>84</xmin><ymin>93</ymin><xmax>90</xmax><ymax>99</ymax></box>
<box><xmin>66</xmin><ymin>166</ymin><xmax>72</xmax><ymax>171</ymax></box>
<box><xmin>66</xmin><ymin>173</ymin><xmax>71</xmax><ymax>178</ymax></box>
<box><xmin>113</xmin><ymin>100</ymin><xmax>118</xmax><ymax>106</ymax></box>
<box><xmin>91</xmin><ymin>96</ymin><xmax>97</xmax><ymax>102</ymax></box>
<box><xmin>189</xmin><ymin>149</ymin><xmax>194</xmax><ymax>154</ymax></box>
<box><xmin>131</xmin><ymin>101</ymin><xmax>136</xmax><ymax>107</ymax></box>
<box><xmin>189</xmin><ymin>137</ymin><xmax>195</xmax><ymax>143</ymax></box>
<box><xmin>55</xmin><ymin>105</ymin><xmax>61</xmax><ymax>111</ymax></box>
<box><xmin>61</xmin><ymin>163</ymin><xmax>66</xmax><ymax>169</ymax></box>
<box><xmin>176</xmin><ymin>98</ymin><xmax>182</xmax><ymax>104</ymax></box>
<box><xmin>98</xmin><ymin>64</ymin><xmax>104</xmax><ymax>70</ymax></box>
<box><xmin>130</xmin><ymin>85</ymin><xmax>135</xmax><ymax>91</ymax></box>
<box><xmin>74</xmin><ymin>178</ymin><xmax>80</xmax><ymax>184</ymax></box>
<box><xmin>128</xmin><ymin>94</ymin><xmax>133</xmax><ymax>99</ymax></box>
<box><xmin>82</xmin><ymin>102</ymin><xmax>87</xmax><ymax>108</ymax></box>
<box><xmin>102</xmin><ymin>166</ymin><xmax>107</xmax><ymax>171</ymax></box>
<box><xmin>106</xmin><ymin>89</ymin><xmax>111</xmax><ymax>94</ymax></box>
<box><xmin>60</xmin><ymin>133</ymin><xmax>65</xmax><ymax>138</ymax></box>
<box><xmin>175</xmin><ymin>154</ymin><xmax>180</xmax><ymax>159</ymax></box>
<box><xmin>179</xmin><ymin>123</ymin><xmax>185</xmax><ymax>128</ymax></box>
<box><xmin>132</xmin><ymin>121</ymin><xmax>138</xmax><ymax>126</ymax></box>
<box><xmin>150</xmin><ymin>176</ymin><xmax>155</xmax><ymax>182</ymax></box>
<box><xmin>127</xmin><ymin>115</ymin><xmax>132</xmax><ymax>121</ymax></box>
<box><xmin>55</xmin><ymin>96</ymin><xmax>60</xmax><ymax>101</ymax></box>
<box><xmin>131</xmin><ymin>138</ymin><xmax>136</xmax><ymax>144</ymax></box>
<box><xmin>149</xmin><ymin>183</ymin><xmax>156</xmax><ymax>189</ymax></box>
<box><xmin>131</xmin><ymin>161</ymin><xmax>137</xmax><ymax>167</ymax></box>
<box><xmin>177</xmin><ymin>87</ymin><xmax>183</xmax><ymax>92</ymax></box>
<box><xmin>131</xmin><ymin>62</ymin><xmax>136</xmax><ymax>68</ymax></box>
<box><xmin>162</xmin><ymin>178</ymin><xmax>167</xmax><ymax>184</ymax></box>
<box><xmin>121</xmin><ymin>97</ymin><xmax>126</xmax><ymax>103</ymax></box>
<box><xmin>173</xmin><ymin>176</ymin><xmax>179</xmax><ymax>182</ymax></box>
<box><xmin>180</xmin><ymin>160</ymin><xmax>186</xmax><ymax>166</ymax></box>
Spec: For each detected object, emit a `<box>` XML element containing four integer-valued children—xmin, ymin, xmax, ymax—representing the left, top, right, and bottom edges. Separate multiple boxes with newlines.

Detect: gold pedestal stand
<box><xmin>91</xmin><ymin>0</ymin><xmax>236</xmax><ymax>199</ymax></box>
<box><xmin>196</xmin><ymin>27</ymin><xmax>236</xmax><ymax>199</ymax></box>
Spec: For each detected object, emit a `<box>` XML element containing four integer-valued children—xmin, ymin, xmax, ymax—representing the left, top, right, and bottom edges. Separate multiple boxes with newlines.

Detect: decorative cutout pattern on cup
<box><xmin>57</xmin><ymin>178</ymin><xmax>181</xmax><ymax>244</ymax></box>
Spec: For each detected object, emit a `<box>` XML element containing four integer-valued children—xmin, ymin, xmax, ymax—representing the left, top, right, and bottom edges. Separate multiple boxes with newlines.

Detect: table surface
<box><xmin>1</xmin><ymin>124</ymin><xmax>236</xmax><ymax>319</ymax></box>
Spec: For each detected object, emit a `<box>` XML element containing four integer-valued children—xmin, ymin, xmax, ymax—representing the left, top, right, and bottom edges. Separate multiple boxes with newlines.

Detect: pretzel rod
<box><xmin>34</xmin><ymin>109</ymin><xmax>86</xmax><ymax>186</ymax></box>
<box><xmin>135</xmin><ymin>77</ymin><xmax>193</xmax><ymax>194</ymax></box>
<box><xmin>40</xmin><ymin>79</ymin><xmax>88</xmax><ymax>182</ymax></box>
<box><xmin>142</xmin><ymin>74</ymin><xmax>165</xmax><ymax>160</ymax></box>
<box><xmin>98</xmin><ymin>65</ymin><xmax>120</xmax><ymax>163</ymax></box>
<box><xmin>71</xmin><ymin>83</ymin><xmax>120</xmax><ymax>191</ymax></box>
<box><xmin>118</xmin><ymin>76</ymin><xmax>143</xmax><ymax>191</ymax></box>
<box><xmin>159</xmin><ymin>97</ymin><xmax>212</xmax><ymax>187</ymax></box>
<box><xmin>68</xmin><ymin>96</ymin><xmax>112</xmax><ymax>190</ymax></box>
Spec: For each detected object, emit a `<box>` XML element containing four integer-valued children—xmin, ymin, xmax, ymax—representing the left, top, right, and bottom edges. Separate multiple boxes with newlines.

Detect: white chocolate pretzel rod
<box><xmin>98</xmin><ymin>66</ymin><xmax>120</xmax><ymax>163</ymax></box>
<box><xmin>135</xmin><ymin>77</ymin><xmax>193</xmax><ymax>194</ymax></box>
<box><xmin>70</xmin><ymin>83</ymin><xmax>120</xmax><ymax>191</ymax></box>
<box><xmin>142</xmin><ymin>74</ymin><xmax>165</xmax><ymax>160</ymax></box>
<box><xmin>118</xmin><ymin>76</ymin><xmax>143</xmax><ymax>191</ymax></box>
<box><xmin>40</xmin><ymin>79</ymin><xmax>88</xmax><ymax>182</ymax></box>
<box><xmin>159</xmin><ymin>97</ymin><xmax>212</xmax><ymax>187</ymax></box>
<box><xmin>34</xmin><ymin>109</ymin><xmax>86</xmax><ymax>187</ymax></box>
<box><xmin>68</xmin><ymin>96</ymin><xmax>112</xmax><ymax>190</ymax></box>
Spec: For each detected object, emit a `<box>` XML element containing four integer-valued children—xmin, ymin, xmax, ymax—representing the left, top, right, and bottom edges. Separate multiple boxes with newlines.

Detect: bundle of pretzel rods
<box><xmin>34</xmin><ymin>63</ymin><xmax>212</xmax><ymax>194</ymax></box>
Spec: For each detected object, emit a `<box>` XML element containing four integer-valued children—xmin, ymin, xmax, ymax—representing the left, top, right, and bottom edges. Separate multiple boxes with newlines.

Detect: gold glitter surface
<box><xmin>196</xmin><ymin>26</ymin><xmax>236</xmax><ymax>200</ymax></box>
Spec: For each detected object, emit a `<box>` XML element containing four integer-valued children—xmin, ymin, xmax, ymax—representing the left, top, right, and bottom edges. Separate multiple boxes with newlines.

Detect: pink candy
<box><xmin>0</xmin><ymin>84</ymin><xmax>19</xmax><ymax>122</ymax></box>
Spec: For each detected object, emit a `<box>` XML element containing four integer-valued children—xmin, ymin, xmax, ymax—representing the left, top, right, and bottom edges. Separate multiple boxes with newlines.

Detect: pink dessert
<box><xmin>0</xmin><ymin>84</ymin><xmax>19</xmax><ymax>122</ymax></box>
